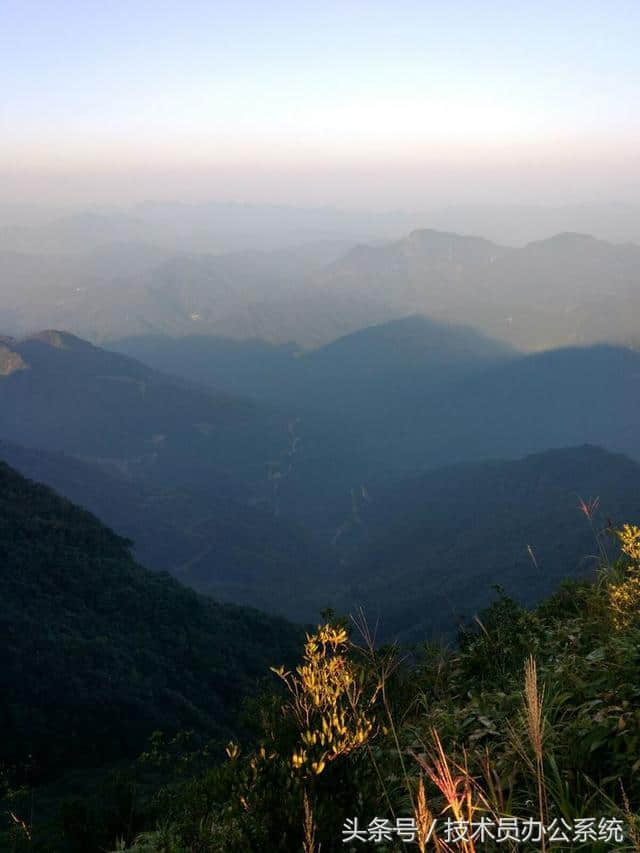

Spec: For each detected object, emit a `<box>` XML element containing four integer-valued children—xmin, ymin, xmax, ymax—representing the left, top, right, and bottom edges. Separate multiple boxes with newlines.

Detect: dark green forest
<box><xmin>0</xmin><ymin>460</ymin><xmax>302</xmax><ymax>848</ymax></box>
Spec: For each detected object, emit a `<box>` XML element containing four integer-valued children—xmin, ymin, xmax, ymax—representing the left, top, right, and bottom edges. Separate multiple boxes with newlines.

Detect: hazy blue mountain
<box><xmin>111</xmin><ymin>316</ymin><xmax>517</xmax><ymax>513</ymax></box>
<box><xmin>0</xmin><ymin>330</ymin><xmax>290</xmax><ymax>489</ymax></box>
<box><xmin>6</xmin><ymin>439</ymin><xmax>636</xmax><ymax>655</ymax></box>
<box><xmin>389</xmin><ymin>343</ymin><xmax>640</xmax><ymax>473</ymax></box>
<box><xmin>3</xmin><ymin>327</ymin><xmax>639</xmax><ymax>568</ymax></box>
<box><xmin>0</xmin><ymin>330</ymin><xmax>372</xmax><ymax>540</ymax></box>
<box><xmin>341</xmin><ymin>445</ymin><xmax>640</xmax><ymax>642</ymax></box>
<box><xmin>111</xmin><ymin>334</ymin><xmax>300</xmax><ymax>397</ymax></box>
<box><xmin>0</xmin><ymin>439</ymin><xmax>332</xmax><ymax>621</ymax></box>
<box><xmin>113</xmin><ymin>314</ymin><xmax>514</xmax><ymax>411</ymax></box>
<box><xmin>287</xmin><ymin>315</ymin><xmax>513</xmax><ymax>421</ymax></box>
<box><xmin>112</xmin><ymin>321</ymin><xmax>640</xmax><ymax>479</ymax></box>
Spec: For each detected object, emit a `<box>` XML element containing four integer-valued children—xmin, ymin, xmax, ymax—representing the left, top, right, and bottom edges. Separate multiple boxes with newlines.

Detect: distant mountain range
<box><xmin>0</xmin><ymin>329</ymin><xmax>370</xmax><ymax>547</ymax></box>
<box><xmin>314</xmin><ymin>229</ymin><xmax>640</xmax><ymax>350</ymax></box>
<box><xmin>3</xmin><ymin>200</ymin><xmax>640</xmax><ymax>252</ymax></box>
<box><xmin>0</xmin><ymin>329</ymin><xmax>294</xmax><ymax>489</ymax></box>
<box><xmin>417</xmin><ymin>202</ymin><xmax>640</xmax><ymax>247</ymax></box>
<box><xmin>4</xmin><ymin>323</ymin><xmax>640</xmax><ymax>528</ymax></box>
<box><xmin>114</xmin><ymin>314</ymin><xmax>514</xmax><ymax>418</ymax></box>
<box><xmin>2</xmin><ymin>325</ymin><xmax>640</xmax><ymax>638</ymax></box>
<box><xmin>0</xmin><ymin>201</ymin><xmax>423</xmax><ymax>254</ymax></box>
<box><xmin>0</xmin><ymin>240</ymin><xmax>379</xmax><ymax>346</ymax></box>
<box><xmin>388</xmin><ymin>341</ymin><xmax>640</xmax><ymax>473</ymax></box>
<box><xmin>113</xmin><ymin>316</ymin><xmax>640</xmax><ymax>475</ymax></box>
<box><xmin>3</xmin><ymin>226</ymin><xmax>640</xmax><ymax>349</ymax></box>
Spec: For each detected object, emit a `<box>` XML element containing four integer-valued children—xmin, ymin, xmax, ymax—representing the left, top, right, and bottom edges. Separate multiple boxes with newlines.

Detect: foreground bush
<box><xmin>7</xmin><ymin>525</ymin><xmax>640</xmax><ymax>852</ymax></box>
<box><xmin>105</xmin><ymin>525</ymin><xmax>640</xmax><ymax>851</ymax></box>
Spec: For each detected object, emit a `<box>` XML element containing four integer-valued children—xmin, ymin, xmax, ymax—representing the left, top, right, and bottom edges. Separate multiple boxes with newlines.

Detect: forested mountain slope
<box><xmin>0</xmin><ymin>439</ymin><xmax>332</xmax><ymax>620</ymax></box>
<box><xmin>392</xmin><ymin>344</ymin><xmax>640</xmax><ymax>471</ymax></box>
<box><xmin>0</xmin><ymin>460</ymin><xmax>302</xmax><ymax>782</ymax></box>
<box><xmin>0</xmin><ymin>330</ymin><xmax>286</xmax><ymax>487</ymax></box>
<box><xmin>114</xmin><ymin>326</ymin><xmax>640</xmax><ymax>477</ymax></box>
<box><xmin>342</xmin><ymin>445</ymin><xmax>640</xmax><ymax>641</ymax></box>
<box><xmin>112</xmin><ymin>314</ymin><xmax>514</xmax><ymax>416</ymax></box>
<box><xmin>0</xmin><ymin>330</ymin><xmax>371</xmax><ymax>532</ymax></box>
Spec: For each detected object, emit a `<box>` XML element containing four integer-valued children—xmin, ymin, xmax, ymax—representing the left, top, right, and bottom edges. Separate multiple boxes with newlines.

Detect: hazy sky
<box><xmin>2</xmin><ymin>0</ymin><xmax>639</xmax><ymax>208</ymax></box>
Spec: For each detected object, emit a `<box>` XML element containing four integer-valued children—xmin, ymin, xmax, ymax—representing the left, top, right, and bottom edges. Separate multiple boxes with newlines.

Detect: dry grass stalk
<box><xmin>523</xmin><ymin>656</ymin><xmax>545</xmax><ymax>764</ymax></box>
<box><xmin>8</xmin><ymin>810</ymin><xmax>32</xmax><ymax>841</ymax></box>
<box><xmin>414</xmin><ymin>729</ymin><xmax>478</xmax><ymax>853</ymax></box>
<box><xmin>523</xmin><ymin>655</ymin><xmax>547</xmax><ymax>853</ymax></box>
<box><xmin>620</xmin><ymin>782</ymin><xmax>640</xmax><ymax>852</ymax></box>
<box><xmin>415</xmin><ymin>774</ymin><xmax>446</xmax><ymax>852</ymax></box>
<box><xmin>302</xmin><ymin>789</ymin><xmax>317</xmax><ymax>853</ymax></box>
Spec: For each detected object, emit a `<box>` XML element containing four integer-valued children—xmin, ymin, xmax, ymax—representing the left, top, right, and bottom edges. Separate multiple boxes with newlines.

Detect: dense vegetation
<box><xmin>6</xmin><ymin>493</ymin><xmax>640</xmax><ymax>850</ymax></box>
<box><xmin>344</xmin><ymin>445</ymin><xmax>640</xmax><ymax>641</ymax></box>
<box><xmin>5</xmin><ymin>436</ymin><xmax>640</xmax><ymax>642</ymax></box>
<box><xmin>0</xmin><ymin>460</ymin><xmax>302</xmax><ymax>793</ymax></box>
<box><xmin>38</xmin><ymin>522</ymin><xmax>638</xmax><ymax>852</ymax></box>
<box><xmin>0</xmin><ymin>439</ymin><xmax>333</xmax><ymax>621</ymax></box>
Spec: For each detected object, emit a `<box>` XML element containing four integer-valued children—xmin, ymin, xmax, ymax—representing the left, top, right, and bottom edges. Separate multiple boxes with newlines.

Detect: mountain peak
<box><xmin>24</xmin><ymin>329</ymin><xmax>93</xmax><ymax>350</ymax></box>
<box><xmin>524</xmin><ymin>231</ymin><xmax>606</xmax><ymax>251</ymax></box>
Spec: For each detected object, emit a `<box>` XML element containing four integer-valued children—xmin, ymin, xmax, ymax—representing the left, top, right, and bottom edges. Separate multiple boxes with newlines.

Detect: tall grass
<box><xmin>302</xmin><ymin>790</ymin><xmax>317</xmax><ymax>853</ymax></box>
<box><xmin>523</xmin><ymin>655</ymin><xmax>547</xmax><ymax>852</ymax></box>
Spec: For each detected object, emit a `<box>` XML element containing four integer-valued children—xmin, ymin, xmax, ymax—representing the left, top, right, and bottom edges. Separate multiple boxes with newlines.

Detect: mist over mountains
<box><xmin>3</xmin><ymin>204</ymin><xmax>640</xmax><ymax>798</ymax></box>
<box><xmin>3</xmin><ymin>187</ymin><xmax>640</xmax><ymax>853</ymax></box>
<box><xmin>3</xmin><ymin>213</ymin><xmax>640</xmax><ymax>351</ymax></box>
<box><xmin>3</xmin><ymin>200</ymin><xmax>640</xmax><ymax>252</ymax></box>
<box><xmin>2</xmin><ymin>316</ymin><xmax>640</xmax><ymax>638</ymax></box>
<box><xmin>3</xmin><ymin>206</ymin><xmax>640</xmax><ymax>543</ymax></box>
<box><xmin>314</xmin><ymin>229</ymin><xmax>640</xmax><ymax>350</ymax></box>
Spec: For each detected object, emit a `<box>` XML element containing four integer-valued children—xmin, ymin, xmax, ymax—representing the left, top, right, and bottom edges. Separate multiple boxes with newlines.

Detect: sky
<box><xmin>2</xmin><ymin>0</ymin><xmax>639</xmax><ymax>209</ymax></box>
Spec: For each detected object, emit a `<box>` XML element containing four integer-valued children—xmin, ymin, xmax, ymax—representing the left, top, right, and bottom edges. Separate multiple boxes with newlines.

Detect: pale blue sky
<box><xmin>2</xmin><ymin>0</ymin><xmax>639</xmax><ymax>206</ymax></box>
